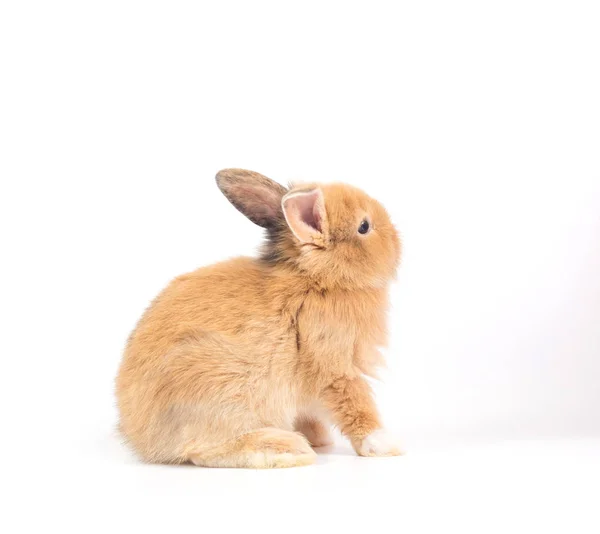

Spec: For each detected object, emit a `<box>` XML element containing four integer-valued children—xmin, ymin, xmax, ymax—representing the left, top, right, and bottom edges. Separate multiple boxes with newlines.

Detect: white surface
<box><xmin>14</xmin><ymin>433</ymin><xmax>600</xmax><ymax>533</ymax></box>
<box><xmin>1</xmin><ymin>1</ymin><xmax>599</xmax><ymax>532</ymax></box>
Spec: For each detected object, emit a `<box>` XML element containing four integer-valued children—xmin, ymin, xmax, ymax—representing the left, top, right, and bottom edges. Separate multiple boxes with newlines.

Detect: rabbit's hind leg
<box><xmin>187</xmin><ymin>427</ymin><xmax>316</xmax><ymax>468</ymax></box>
<box><xmin>295</xmin><ymin>416</ymin><xmax>334</xmax><ymax>448</ymax></box>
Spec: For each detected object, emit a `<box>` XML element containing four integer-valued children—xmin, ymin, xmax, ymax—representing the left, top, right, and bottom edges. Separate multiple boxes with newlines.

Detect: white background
<box><xmin>1</xmin><ymin>1</ymin><xmax>599</xmax><ymax>532</ymax></box>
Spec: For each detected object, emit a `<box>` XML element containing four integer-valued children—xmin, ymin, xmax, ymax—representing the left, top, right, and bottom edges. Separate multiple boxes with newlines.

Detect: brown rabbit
<box><xmin>116</xmin><ymin>169</ymin><xmax>402</xmax><ymax>468</ymax></box>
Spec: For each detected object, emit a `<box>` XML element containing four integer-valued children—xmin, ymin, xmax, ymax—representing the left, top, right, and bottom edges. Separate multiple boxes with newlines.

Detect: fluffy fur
<box><xmin>116</xmin><ymin>169</ymin><xmax>402</xmax><ymax>468</ymax></box>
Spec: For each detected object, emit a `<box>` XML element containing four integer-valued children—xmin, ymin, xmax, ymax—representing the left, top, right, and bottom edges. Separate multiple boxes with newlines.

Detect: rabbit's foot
<box><xmin>355</xmin><ymin>429</ymin><xmax>404</xmax><ymax>457</ymax></box>
<box><xmin>189</xmin><ymin>427</ymin><xmax>317</xmax><ymax>468</ymax></box>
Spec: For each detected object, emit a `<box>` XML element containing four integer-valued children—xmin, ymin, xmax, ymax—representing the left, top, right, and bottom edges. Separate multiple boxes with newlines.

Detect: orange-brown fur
<box><xmin>116</xmin><ymin>169</ymin><xmax>401</xmax><ymax>468</ymax></box>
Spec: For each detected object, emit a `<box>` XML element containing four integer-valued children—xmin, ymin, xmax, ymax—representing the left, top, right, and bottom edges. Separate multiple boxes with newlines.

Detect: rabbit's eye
<box><xmin>358</xmin><ymin>220</ymin><xmax>370</xmax><ymax>235</ymax></box>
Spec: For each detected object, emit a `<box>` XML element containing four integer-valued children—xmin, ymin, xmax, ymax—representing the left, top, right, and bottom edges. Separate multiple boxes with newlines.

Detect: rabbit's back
<box><xmin>122</xmin><ymin>257</ymin><xmax>296</xmax><ymax>358</ymax></box>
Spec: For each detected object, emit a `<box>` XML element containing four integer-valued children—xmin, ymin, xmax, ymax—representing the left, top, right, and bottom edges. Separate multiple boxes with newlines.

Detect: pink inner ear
<box><xmin>295</xmin><ymin>191</ymin><xmax>322</xmax><ymax>232</ymax></box>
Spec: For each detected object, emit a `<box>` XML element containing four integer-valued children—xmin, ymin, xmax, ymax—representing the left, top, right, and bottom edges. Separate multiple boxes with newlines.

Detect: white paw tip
<box><xmin>359</xmin><ymin>429</ymin><xmax>404</xmax><ymax>457</ymax></box>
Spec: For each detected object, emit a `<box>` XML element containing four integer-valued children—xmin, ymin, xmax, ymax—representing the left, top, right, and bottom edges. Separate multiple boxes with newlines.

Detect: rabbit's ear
<box><xmin>282</xmin><ymin>188</ymin><xmax>327</xmax><ymax>244</ymax></box>
<box><xmin>216</xmin><ymin>169</ymin><xmax>288</xmax><ymax>229</ymax></box>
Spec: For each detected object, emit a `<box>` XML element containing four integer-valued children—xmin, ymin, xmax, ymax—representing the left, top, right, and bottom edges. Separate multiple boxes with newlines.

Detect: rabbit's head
<box><xmin>217</xmin><ymin>169</ymin><xmax>400</xmax><ymax>290</ymax></box>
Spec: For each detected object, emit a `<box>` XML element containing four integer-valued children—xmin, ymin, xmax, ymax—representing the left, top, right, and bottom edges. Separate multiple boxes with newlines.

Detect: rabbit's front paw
<box><xmin>357</xmin><ymin>429</ymin><xmax>403</xmax><ymax>457</ymax></box>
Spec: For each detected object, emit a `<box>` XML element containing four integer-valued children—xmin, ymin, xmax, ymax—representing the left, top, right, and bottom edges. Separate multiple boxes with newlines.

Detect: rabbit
<box><xmin>116</xmin><ymin>169</ymin><xmax>402</xmax><ymax>468</ymax></box>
